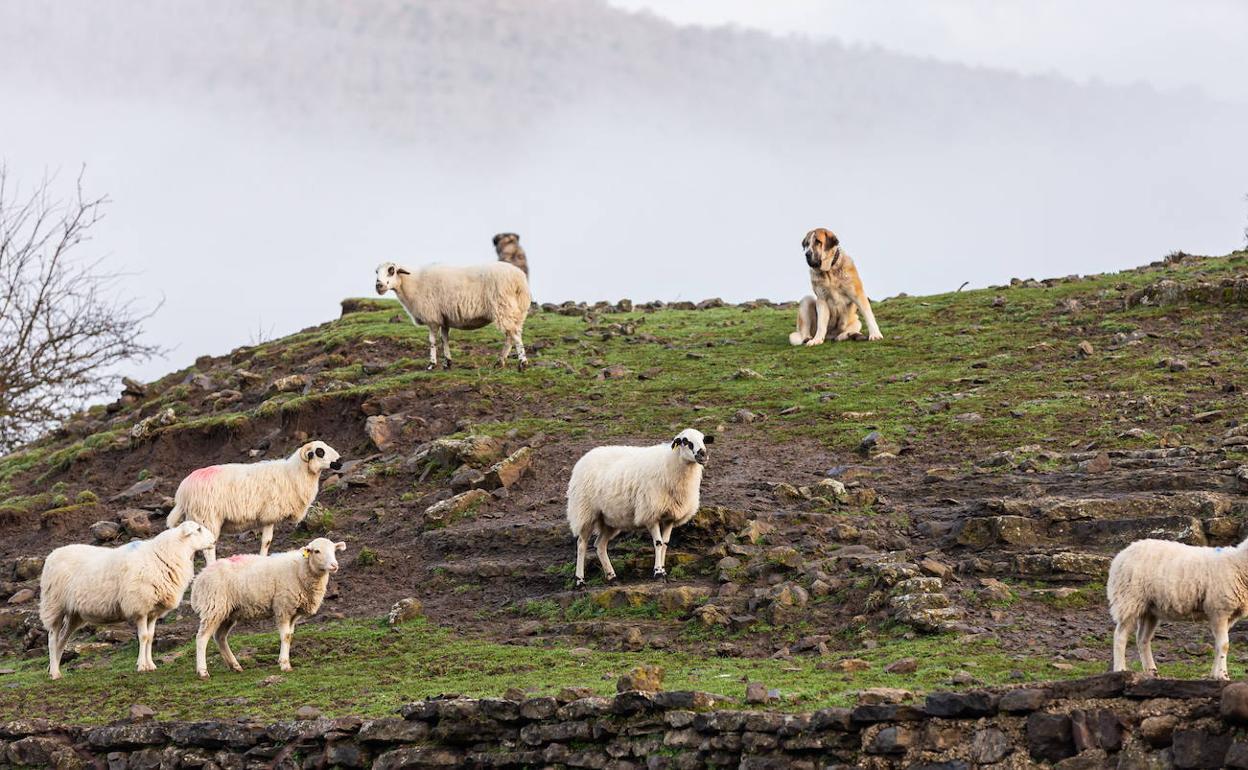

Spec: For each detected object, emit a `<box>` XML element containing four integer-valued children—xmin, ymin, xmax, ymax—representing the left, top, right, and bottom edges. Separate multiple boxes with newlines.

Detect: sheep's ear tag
<box><xmin>301</xmin><ymin>548</ymin><xmax>310</xmax><ymax>558</ymax></box>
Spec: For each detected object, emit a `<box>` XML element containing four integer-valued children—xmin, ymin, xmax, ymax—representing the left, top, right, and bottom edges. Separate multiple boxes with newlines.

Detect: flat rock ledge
<box><xmin>4</xmin><ymin>674</ymin><xmax>1246</xmax><ymax>769</ymax></box>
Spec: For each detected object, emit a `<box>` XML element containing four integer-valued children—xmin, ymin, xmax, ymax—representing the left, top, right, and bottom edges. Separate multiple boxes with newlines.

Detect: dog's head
<box><xmin>802</xmin><ymin>228</ymin><xmax>841</xmax><ymax>271</ymax></box>
<box><xmin>493</xmin><ymin>233</ymin><xmax>520</xmax><ymax>254</ymax></box>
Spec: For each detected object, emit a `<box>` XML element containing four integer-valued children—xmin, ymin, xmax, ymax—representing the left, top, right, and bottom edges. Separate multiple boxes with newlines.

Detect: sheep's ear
<box><xmin>305</xmin><ymin>450</ymin><xmax>315</xmax><ymax>462</ymax></box>
<box><xmin>703</xmin><ymin>435</ymin><xmax>714</xmax><ymax>445</ymax></box>
<box><xmin>396</xmin><ymin>267</ymin><xmax>410</xmax><ymax>275</ymax></box>
<box><xmin>334</xmin><ymin>541</ymin><xmax>346</xmax><ymax>552</ymax></box>
<box><xmin>671</xmin><ymin>439</ymin><xmax>680</xmax><ymax>450</ymax></box>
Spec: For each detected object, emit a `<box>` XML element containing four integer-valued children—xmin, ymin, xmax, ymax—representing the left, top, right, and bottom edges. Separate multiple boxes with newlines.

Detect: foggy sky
<box><xmin>1</xmin><ymin>1</ymin><xmax>1245</xmax><ymax>386</ymax></box>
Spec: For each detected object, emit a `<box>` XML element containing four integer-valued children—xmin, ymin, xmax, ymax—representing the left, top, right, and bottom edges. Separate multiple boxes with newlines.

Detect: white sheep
<box><xmin>1108</xmin><ymin>537</ymin><xmax>1248</xmax><ymax>679</ymax></box>
<box><xmin>39</xmin><ymin>521</ymin><xmax>216</xmax><ymax>679</ymax></box>
<box><xmin>374</xmin><ymin>260</ymin><xmax>531</xmax><ymax>371</ymax></box>
<box><xmin>190</xmin><ymin>537</ymin><xmax>345</xmax><ymax>678</ymax></box>
<box><xmin>167</xmin><ymin>440</ymin><xmax>342</xmax><ymax>562</ymax></box>
<box><xmin>566</xmin><ymin>428</ymin><xmax>713</xmax><ymax>587</ymax></box>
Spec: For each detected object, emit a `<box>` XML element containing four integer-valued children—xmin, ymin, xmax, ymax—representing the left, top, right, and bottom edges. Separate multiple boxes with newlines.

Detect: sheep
<box><xmin>39</xmin><ymin>521</ymin><xmax>216</xmax><ymax>679</ymax></box>
<box><xmin>1107</xmin><ymin>537</ymin><xmax>1248</xmax><ymax>679</ymax></box>
<box><xmin>374</xmin><ymin>260</ymin><xmax>531</xmax><ymax>371</ymax></box>
<box><xmin>492</xmin><ymin>232</ymin><xmax>529</xmax><ymax>277</ymax></box>
<box><xmin>190</xmin><ymin>537</ymin><xmax>345</xmax><ymax>678</ymax></box>
<box><xmin>167</xmin><ymin>440</ymin><xmax>342</xmax><ymax>563</ymax></box>
<box><xmin>566</xmin><ymin>428</ymin><xmax>713</xmax><ymax>587</ymax></box>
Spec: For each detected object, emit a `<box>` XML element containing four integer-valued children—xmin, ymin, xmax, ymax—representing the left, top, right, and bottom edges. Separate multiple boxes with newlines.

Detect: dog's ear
<box><xmin>493</xmin><ymin>234</ymin><xmax>503</xmax><ymax>246</ymax></box>
<box><xmin>825</xmin><ymin>231</ymin><xmax>840</xmax><ymax>248</ymax></box>
<box><xmin>801</xmin><ymin>232</ymin><xmax>810</xmax><ymax>249</ymax></box>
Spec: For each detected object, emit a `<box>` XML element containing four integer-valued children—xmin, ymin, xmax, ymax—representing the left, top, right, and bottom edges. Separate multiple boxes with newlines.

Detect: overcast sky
<box><xmin>609</xmin><ymin>0</ymin><xmax>1248</xmax><ymax>104</ymax></box>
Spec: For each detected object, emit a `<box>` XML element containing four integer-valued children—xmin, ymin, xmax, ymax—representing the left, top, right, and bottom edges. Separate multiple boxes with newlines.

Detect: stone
<box><xmin>1222</xmin><ymin>681</ymin><xmax>1248</xmax><ymax>724</ymax></box>
<box><xmin>1171</xmin><ymin>729</ymin><xmax>1231</xmax><ymax>769</ymax></box>
<box><xmin>7</xmin><ymin>588</ymin><xmax>35</xmax><ymax>605</ymax></box>
<box><xmin>867</xmin><ymin>725</ymin><xmax>917</xmax><ymax>755</ymax></box>
<box><xmin>1055</xmin><ymin>749</ymin><xmax>1109</xmax><ymax>769</ymax></box>
<box><xmin>1076</xmin><ymin>340</ymin><xmax>1095</xmax><ymax>358</ymax></box>
<box><xmin>129</xmin><ymin>408</ymin><xmax>178</xmax><ymax>442</ymax></box>
<box><xmin>884</xmin><ymin>658</ymin><xmax>917</xmax><ymax>675</ymax></box>
<box><xmin>1139</xmin><ymin>715</ymin><xmax>1178</xmax><ymax>748</ymax></box>
<box><xmin>821</xmin><ymin>658</ymin><xmax>870</xmax><ymax>673</ymax></box>
<box><xmin>924</xmin><ymin>691</ymin><xmax>995</xmax><ymax>718</ymax></box>
<box><xmin>118</xmin><ymin>509</ymin><xmax>152</xmax><ymax>538</ymax></box>
<box><xmin>411</xmin><ymin>435</ymin><xmax>504</xmax><ymax>470</ymax></box>
<box><xmin>918</xmin><ymin>558</ymin><xmax>954</xmax><ymax>580</ymax></box>
<box><xmin>617</xmin><ymin>665</ymin><xmax>664</xmax><ymax>693</ymax></box>
<box><xmin>733</xmin><ymin>409</ymin><xmax>759</xmax><ymax>424</ymax></box>
<box><xmin>1226</xmin><ymin>742</ymin><xmax>1248</xmax><ymax>770</ymax></box>
<box><xmin>12</xmin><ymin>556</ymin><xmax>43</xmax><ymax>580</ymax></box>
<box><xmin>90</xmin><ymin>520</ymin><xmax>122</xmax><ymax>542</ymax></box>
<box><xmin>365</xmin><ymin>414</ymin><xmax>407</xmax><ymax>451</ymax></box>
<box><xmin>1027</xmin><ymin>712</ymin><xmax>1074</xmax><ymax>762</ymax></box>
<box><xmin>478</xmin><ymin>447</ymin><xmax>533</xmax><ymax>490</ymax></box>
<box><xmin>732</xmin><ymin>368</ymin><xmax>763</xmax><ymax>380</ymax></box>
<box><xmin>109</xmin><ymin>478</ymin><xmax>159</xmax><ymax>502</ymax></box>
<box><xmin>978</xmin><ymin>577</ymin><xmax>1014</xmax><ymax>602</ymax></box>
<box><xmin>744</xmin><ymin>682</ymin><xmax>771</xmax><ymax>704</ymax></box>
<box><xmin>856</xmin><ymin>687</ymin><xmax>912</xmax><ymax>705</ymax></box>
<box><xmin>387</xmin><ymin>598</ymin><xmax>423</xmax><ymax>626</ymax></box>
<box><xmin>658</xmin><ymin>586</ymin><xmax>711</xmax><ymax>615</ymax></box>
<box><xmin>422</xmin><ymin>489</ymin><xmax>490</xmax><ymax>527</ymax></box>
<box><xmin>129</xmin><ymin>704</ymin><xmax>156</xmax><ymax>721</ymax></box>
<box><xmin>969</xmin><ymin>727</ymin><xmax>1011</xmax><ymax>764</ymax></box>
<box><xmin>269</xmin><ymin>373</ymin><xmax>309</xmax><ymax>392</ymax></box>
<box><xmin>1125</xmin><ymin>678</ymin><xmax>1223</xmax><ymax>699</ymax></box>
<box><xmin>1080</xmin><ymin>452</ymin><xmax>1112</xmax><ymax>473</ymax></box>
<box><xmin>999</xmin><ymin>688</ymin><xmax>1049</xmax><ymax>713</ymax></box>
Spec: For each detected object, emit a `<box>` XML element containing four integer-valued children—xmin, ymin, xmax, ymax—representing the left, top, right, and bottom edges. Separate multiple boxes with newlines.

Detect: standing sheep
<box><xmin>1107</xmin><ymin>537</ymin><xmax>1248</xmax><ymax>679</ymax></box>
<box><xmin>39</xmin><ymin>521</ymin><xmax>216</xmax><ymax>679</ymax></box>
<box><xmin>566</xmin><ymin>428</ymin><xmax>713</xmax><ymax>587</ymax></box>
<box><xmin>374</xmin><ymin>260</ymin><xmax>531</xmax><ymax>371</ymax></box>
<box><xmin>167</xmin><ymin>440</ymin><xmax>342</xmax><ymax>563</ymax></box>
<box><xmin>190</xmin><ymin>537</ymin><xmax>346</xmax><ymax>678</ymax></box>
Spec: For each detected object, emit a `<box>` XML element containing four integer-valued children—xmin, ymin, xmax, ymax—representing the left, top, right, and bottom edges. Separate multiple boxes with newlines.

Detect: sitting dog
<box><xmin>789</xmin><ymin>228</ymin><xmax>883</xmax><ymax>345</ymax></box>
<box><xmin>492</xmin><ymin>232</ymin><xmax>529</xmax><ymax>278</ymax></box>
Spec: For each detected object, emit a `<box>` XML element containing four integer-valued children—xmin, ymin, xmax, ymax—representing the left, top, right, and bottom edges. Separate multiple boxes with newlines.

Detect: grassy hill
<box><xmin>0</xmin><ymin>249</ymin><xmax>1245</xmax><ymax>723</ymax></box>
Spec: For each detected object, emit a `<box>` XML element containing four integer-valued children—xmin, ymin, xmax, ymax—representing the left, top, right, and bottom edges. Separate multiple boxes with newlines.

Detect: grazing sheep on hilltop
<box><xmin>492</xmin><ymin>232</ymin><xmax>529</xmax><ymax>278</ymax></box>
<box><xmin>39</xmin><ymin>521</ymin><xmax>216</xmax><ymax>679</ymax></box>
<box><xmin>190</xmin><ymin>537</ymin><xmax>345</xmax><ymax>678</ymax></box>
<box><xmin>1108</xmin><ymin>537</ymin><xmax>1248</xmax><ymax>679</ymax></box>
<box><xmin>375</xmin><ymin>260</ymin><xmax>531</xmax><ymax>371</ymax></box>
<box><xmin>566</xmin><ymin>428</ymin><xmax>713</xmax><ymax>587</ymax></box>
<box><xmin>167</xmin><ymin>440</ymin><xmax>342</xmax><ymax>562</ymax></box>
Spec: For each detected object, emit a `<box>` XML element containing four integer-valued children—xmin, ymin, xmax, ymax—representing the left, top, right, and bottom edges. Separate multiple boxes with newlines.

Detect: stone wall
<box><xmin>5</xmin><ymin>674</ymin><xmax>1248</xmax><ymax>769</ymax></box>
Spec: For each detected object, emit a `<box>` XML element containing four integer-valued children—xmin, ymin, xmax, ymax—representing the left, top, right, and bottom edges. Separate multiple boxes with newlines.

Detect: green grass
<box><xmin>4</xmin><ymin>616</ymin><xmax>1240</xmax><ymax>725</ymax></box>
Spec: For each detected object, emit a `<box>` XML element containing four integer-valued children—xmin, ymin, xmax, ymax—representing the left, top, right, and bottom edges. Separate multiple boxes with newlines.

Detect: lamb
<box><xmin>190</xmin><ymin>537</ymin><xmax>345</xmax><ymax>678</ymax></box>
<box><xmin>566</xmin><ymin>428</ymin><xmax>713</xmax><ymax>587</ymax></box>
<box><xmin>1107</xmin><ymin>537</ymin><xmax>1248</xmax><ymax>679</ymax></box>
<box><xmin>167</xmin><ymin>440</ymin><xmax>342</xmax><ymax>563</ymax></box>
<box><xmin>492</xmin><ymin>232</ymin><xmax>529</xmax><ymax>278</ymax></box>
<box><xmin>374</xmin><ymin>260</ymin><xmax>531</xmax><ymax>371</ymax></box>
<box><xmin>39</xmin><ymin>521</ymin><xmax>216</xmax><ymax>679</ymax></box>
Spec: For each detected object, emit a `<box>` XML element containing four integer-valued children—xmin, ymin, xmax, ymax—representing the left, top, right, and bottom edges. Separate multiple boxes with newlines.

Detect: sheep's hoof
<box><xmin>441</xmin><ymin>359</ymin><xmax>453</xmax><ymax>370</ymax></box>
<box><xmin>574</xmin><ymin>578</ymin><xmax>586</xmax><ymax>589</ymax></box>
<box><xmin>604</xmin><ymin>574</ymin><xmax>617</xmax><ymax>584</ymax></box>
<box><xmin>425</xmin><ymin>363</ymin><xmax>438</xmax><ymax>371</ymax></box>
<box><xmin>49</xmin><ymin>672</ymin><xmax>61</xmax><ymax>681</ymax></box>
<box><xmin>230</xmin><ymin>663</ymin><xmax>243</xmax><ymax>672</ymax></box>
<box><xmin>280</xmin><ymin>663</ymin><xmax>292</xmax><ymax>672</ymax></box>
<box><xmin>517</xmin><ymin>358</ymin><xmax>528</xmax><ymax>372</ymax></box>
<box><xmin>198</xmin><ymin>671</ymin><xmax>210</xmax><ymax>680</ymax></box>
<box><xmin>653</xmin><ymin>568</ymin><xmax>667</xmax><ymax>581</ymax></box>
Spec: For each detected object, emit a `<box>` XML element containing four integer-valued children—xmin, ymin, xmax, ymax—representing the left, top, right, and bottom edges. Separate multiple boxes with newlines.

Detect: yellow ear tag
<box><xmin>302</xmin><ymin>549</ymin><xmax>310</xmax><ymax>558</ymax></box>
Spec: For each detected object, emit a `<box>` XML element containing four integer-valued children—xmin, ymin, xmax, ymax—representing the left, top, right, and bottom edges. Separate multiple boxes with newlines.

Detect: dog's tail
<box><xmin>788</xmin><ymin>331</ymin><xmax>806</xmax><ymax>346</ymax></box>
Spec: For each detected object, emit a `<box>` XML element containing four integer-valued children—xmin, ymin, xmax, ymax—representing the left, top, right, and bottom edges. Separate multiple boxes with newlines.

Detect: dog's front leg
<box><xmin>804</xmin><ymin>297</ymin><xmax>831</xmax><ymax>346</ymax></box>
<box><xmin>854</xmin><ymin>294</ymin><xmax>884</xmax><ymax>341</ymax></box>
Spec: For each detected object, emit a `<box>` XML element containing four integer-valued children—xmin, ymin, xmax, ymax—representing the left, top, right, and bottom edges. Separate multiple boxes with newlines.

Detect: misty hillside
<box><xmin>0</xmin><ymin>0</ymin><xmax>1232</xmax><ymax>148</ymax></box>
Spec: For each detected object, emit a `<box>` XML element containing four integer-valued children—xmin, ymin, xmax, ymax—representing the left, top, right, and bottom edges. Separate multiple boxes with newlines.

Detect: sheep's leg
<box><xmin>47</xmin><ymin>616</ymin><xmax>64</xmax><ymax>680</ymax></box>
<box><xmin>426</xmin><ymin>327</ymin><xmax>440</xmax><ymax>370</ymax></box>
<box><xmin>594</xmin><ymin>526</ymin><xmax>618</xmax><ymax>583</ymax></box>
<box><xmin>648</xmin><ymin>522</ymin><xmax>667</xmax><ymax>580</ymax></box>
<box><xmin>439</xmin><ymin>328</ymin><xmax>452</xmax><ymax>369</ymax></box>
<box><xmin>498</xmin><ymin>335</ymin><xmax>514</xmax><ymax>367</ymax></box>
<box><xmin>144</xmin><ymin>615</ymin><xmax>160</xmax><ymax>670</ymax></box>
<box><xmin>215</xmin><ymin>620</ymin><xmax>242</xmax><ymax>672</ymax></box>
<box><xmin>1111</xmin><ymin>620</ymin><xmax>1131</xmax><ymax>672</ymax></box>
<box><xmin>508</xmin><ymin>328</ymin><xmax>527</xmax><ymax>371</ymax></box>
<box><xmin>259</xmin><ymin>524</ymin><xmax>274</xmax><ymax>556</ymax></box>
<box><xmin>574</xmin><ymin>524</ymin><xmax>593</xmax><ymax>588</ymax></box>
<box><xmin>135</xmin><ymin>614</ymin><xmax>155</xmax><ymax>673</ymax></box>
<box><xmin>277</xmin><ymin>616</ymin><xmax>296</xmax><ymax>672</ymax></box>
<box><xmin>1211</xmin><ymin>615</ymin><xmax>1232</xmax><ymax>680</ymax></box>
<box><xmin>1136</xmin><ymin>614</ymin><xmax>1159</xmax><ymax>676</ymax></box>
<box><xmin>659</xmin><ymin>522</ymin><xmax>674</xmax><ymax>574</ymax></box>
<box><xmin>195</xmin><ymin>618</ymin><xmax>218</xmax><ymax>679</ymax></box>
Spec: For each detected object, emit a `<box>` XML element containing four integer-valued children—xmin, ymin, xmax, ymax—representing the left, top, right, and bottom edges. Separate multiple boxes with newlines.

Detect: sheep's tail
<box><xmin>788</xmin><ymin>331</ymin><xmax>806</xmax><ymax>346</ymax></box>
<box><xmin>166</xmin><ymin>504</ymin><xmax>183</xmax><ymax>527</ymax></box>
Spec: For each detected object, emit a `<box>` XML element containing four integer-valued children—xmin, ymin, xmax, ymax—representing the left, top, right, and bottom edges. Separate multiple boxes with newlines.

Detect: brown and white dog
<box><xmin>493</xmin><ymin>233</ymin><xmax>529</xmax><ymax>278</ymax></box>
<box><xmin>789</xmin><ymin>228</ymin><xmax>883</xmax><ymax>345</ymax></box>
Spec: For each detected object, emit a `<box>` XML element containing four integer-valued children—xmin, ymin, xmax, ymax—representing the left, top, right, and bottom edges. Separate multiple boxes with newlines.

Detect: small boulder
<box><xmin>270</xmin><ymin>374</ymin><xmax>309</xmax><ymax>393</ymax></box>
<box><xmin>129</xmin><ymin>704</ymin><xmax>156</xmax><ymax>721</ymax></box>
<box><xmin>90</xmin><ymin>520</ymin><xmax>122</xmax><ymax>542</ymax></box>
<box><xmin>7</xmin><ymin>588</ymin><xmax>35</xmax><ymax>605</ymax></box>
<box><xmin>884</xmin><ymin>658</ymin><xmax>918</xmax><ymax>675</ymax></box>
<box><xmin>617</xmin><ymin>665</ymin><xmax>664</xmax><ymax>693</ymax></box>
<box><xmin>478</xmin><ymin>447</ymin><xmax>533</xmax><ymax>490</ymax></box>
<box><xmin>118</xmin><ymin>509</ymin><xmax>152</xmax><ymax>538</ymax></box>
<box><xmin>422</xmin><ymin>490</ymin><xmax>491</xmax><ymax>528</ymax></box>
<box><xmin>387</xmin><ymin>598</ymin><xmax>424</xmax><ymax>626</ymax></box>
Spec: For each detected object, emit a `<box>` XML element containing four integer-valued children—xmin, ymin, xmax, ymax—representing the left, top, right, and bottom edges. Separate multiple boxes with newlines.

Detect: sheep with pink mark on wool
<box><xmin>167</xmin><ymin>440</ymin><xmax>341</xmax><ymax>562</ymax></box>
<box><xmin>190</xmin><ymin>537</ymin><xmax>346</xmax><ymax>678</ymax></box>
<box><xmin>566</xmin><ymin>428</ymin><xmax>713</xmax><ymax>587</ymax></box>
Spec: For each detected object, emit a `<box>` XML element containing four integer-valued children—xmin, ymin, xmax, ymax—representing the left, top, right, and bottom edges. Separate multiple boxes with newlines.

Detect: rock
<box><xmin>449</xmin><ymin>467</ymin><xmax>486</xmax><ymax>492</ymax></box>
<box><xmin>925</xmin><ymin>691</ymin><xmax>995</xmax><ymax>718</ymax></box>
<box><xmin>109</xmin><ymin>478</ymin><xmax>159</xmax><ymax>502</ymax></box>
<box><xmin>478</xmin><ymin>447</ymin><xmax>533</xmax><ymax>490</ymax></box>
<box><xmin>7</xmin><ymin>588</ymin><xmax>35</xmax><ymax>605</ymax></box>
<box><xmin>387</xmin><ymin>598</ymin><xmax>423</xmax><ymax>626</ymax></box>
<box><xmin>270</xmin><ymin>374</ymin><xmax>309</xmax><ymax>393</ymax></box>
<box><xmin>1027</xmin><ymin>712</ymin><xmax>1075</xmax><ymax>762</ymax></box>
<box><xmin>422</xmin><ymin>490</ymin><xmax>490</xmax><ymax>528</ymax></box>
<box><xmin>867</xmin><ymin>725</ymin><xmax>918</xmax><ymax>755</ymax></box>
<box><xmin>1222</xmin><ymin>682</ymin><xmax>1248</xmax><ymax>724</ymax></box>
<box><xmin>733</xmin><ymin>409</ymin><xmax>759</xmax><ymax>424</ymax></box>
<box><xmin>118</xmin><ymin>509</ymin><xmax>152</xmax><ymax>538</ymax></box>
<box><xmin>884</xmin><ymin>658</ymin><xmax>917</xmax><ymax>674</ymax></box>
<box><xmin>1139</xmin><ymin>715</ymin><xmax>1178</xmax><ymax>748</ymax></box>
<box><xmin>658</xmin><ymin>586</ymin><xmax>710</xmax><ymax>615</ymax></box>
<box><xmin>616</xmin><ymin>665</ymin><xmax>663</xmax><ymax>693</ymax></box>
<box><xmin>295</xmin><ymin>705</ymin><xmax>322</xmax><ymax>720</ymax></box>
<box><xmin>732</xmin><ymin>368</ymin><xmax>763</xmax><ymax>380</ymax></box>
<box><xmin>365</xmin><ymin>413</ymin><xmax>407</xmax><ymax>451</ymax></box>
<box><xmin>978</xmin><ymin>578</ymin><xmax>1014</xmax><ymax>603</ymax></box>
<box><xmin>999</xmin><ymin>688</ymin><xmax>1049</xmax><ymax>713</ymax></box>
<box><xmin>129</xmin><ymin>704</ymin><xmax>156</xmax><ymax>721</ymax></box>
<box><xmin>744</xmin><ymin>682</ymin><xmax>770</xmax><ymax>704</ymax></box>
<box><xmin>1171</xmin><ymin>729</ymin><xmax>1231</xmax><ymax>769</ymax></box>
<box><xmin>859</xmin><ymin>431</ymin><xmax>898</xmax><ymax>457</ymax></box>
<box><xmin>12</xmin><ymin>556</ymin><xmax>43</xmax><ymax>580</ymax></box>
<box><xmin>692</xmin><ymin>604</ymin><xmax>731</xmax><ymax>627</ymax></box>
<box><xmin>821</xmin><ymin>658</ymin><xmax>870</xmax><ymax>673</ymax></box>
<box><xmin>411</xmin><ymin>436</ymin><xmax>504</xmax><ymax>469</ymax></box>
<box><xmin>970</xmin><ymin>727</ymin><xmax>1012</xmax><ymax>764</ymax></box>
<box><xmin>597</xmin><ymin>364</ymin><xmax>632</xmax><ymax>380</ymax></box>
<box><xmin>1076</xmin><ymin>340</ymin><xmax>1095</xmax><ymax>358</ymax></box>
<box><xmin>90</xmin><ymin>520</ymin><xmax>122</xmax><ymax>542</ymax></box>
<box><xmin>918</xmin><ymin>558</ymin><xmax>954</xmax><ymax>580</ymax></box>
<box><xmin>1079</xmin><ymin>452</ymin><xmax>1112</xmax><ymax>473</ymax></box>
<box><xmin>121</xmin><ymin>376</ymin><xmax>147</xmax><ymax>397</ymax></box>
